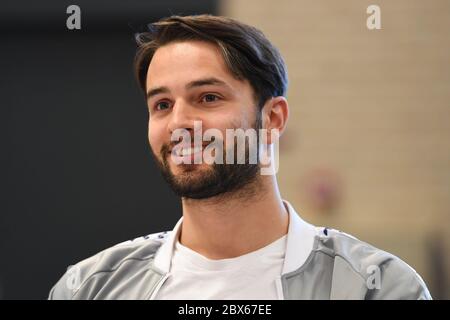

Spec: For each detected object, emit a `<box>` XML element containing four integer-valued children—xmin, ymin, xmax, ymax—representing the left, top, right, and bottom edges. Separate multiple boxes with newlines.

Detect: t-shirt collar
<box><xmin>152</xmin><ymin>199</ymin><xmax>317</xmax><ymax>275</ymax></box>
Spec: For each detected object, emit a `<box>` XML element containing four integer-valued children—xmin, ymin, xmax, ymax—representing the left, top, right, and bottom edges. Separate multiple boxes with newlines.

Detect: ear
<box><xmin>261</xmin><ymin>96</ymin><xmax>289</xmax><ymax>144</ymax></box>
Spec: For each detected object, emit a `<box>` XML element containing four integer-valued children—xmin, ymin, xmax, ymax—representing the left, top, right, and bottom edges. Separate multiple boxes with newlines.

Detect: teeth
<box><xmin>175</xmin><ymin>146</ymin><xmax>202</xmax><ymax>157</ymax></box>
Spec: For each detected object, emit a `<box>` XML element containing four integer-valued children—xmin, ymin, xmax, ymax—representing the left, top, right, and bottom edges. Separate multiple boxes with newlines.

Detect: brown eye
<box><xmin>155</xmin><ymin>101</ymin><xmax>170</xmax><ymax>111</ymax></box>
<box><xmin>201</xmin><ymin>94</ymin><xmax>220</xmax><ymax>103</ymax></box>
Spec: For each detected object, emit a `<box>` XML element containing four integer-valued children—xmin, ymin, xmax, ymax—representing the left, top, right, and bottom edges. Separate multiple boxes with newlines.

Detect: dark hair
<box><xmin>134</xmin><ymin>14</ymin><xmax>288</xmax><ymax>108</ymax></box>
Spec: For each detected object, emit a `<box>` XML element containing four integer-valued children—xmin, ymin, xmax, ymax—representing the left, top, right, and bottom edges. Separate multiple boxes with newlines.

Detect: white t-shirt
<box><xmin>155</xmin><ymin>234</ymin><xmax>287</xmax><ymax>300</ymax></box>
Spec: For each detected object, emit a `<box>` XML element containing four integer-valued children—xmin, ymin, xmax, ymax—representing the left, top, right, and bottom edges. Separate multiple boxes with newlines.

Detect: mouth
<box><xmin>169</xmin><ymin>143</ymin><xmax>208</xmax><ymax>163</ymax></box>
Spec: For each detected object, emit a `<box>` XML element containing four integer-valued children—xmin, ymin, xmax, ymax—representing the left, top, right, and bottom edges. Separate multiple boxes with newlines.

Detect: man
<box><xmin>48</xmin><ymin>15</ymin><xmax>431</xmax><ymax>300</ymax></box>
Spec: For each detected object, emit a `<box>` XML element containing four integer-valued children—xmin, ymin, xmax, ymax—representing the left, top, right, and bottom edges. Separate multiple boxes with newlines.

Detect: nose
<box><xmin>167</xmin><ymin>99</ymin><xmax>196</xmax><ymax>135</ymax></box>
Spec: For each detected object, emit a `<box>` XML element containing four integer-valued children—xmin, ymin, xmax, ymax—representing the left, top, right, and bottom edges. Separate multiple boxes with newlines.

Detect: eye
<box><xmin>155</xmin><ymin>101</ymin><xmax>171</xmax><ymax>111</ymax></box>
<box><xmin>201</xmin><ymin>94</ymin><xmax>220</xmax><ymax>103</ymax></box>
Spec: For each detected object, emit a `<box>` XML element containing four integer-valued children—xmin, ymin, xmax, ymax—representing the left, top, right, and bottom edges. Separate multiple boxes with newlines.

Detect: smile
<box><xmin>172</xmin><ymin>145</ymin><xmax>203</xmax><ymax>157</ymax></box>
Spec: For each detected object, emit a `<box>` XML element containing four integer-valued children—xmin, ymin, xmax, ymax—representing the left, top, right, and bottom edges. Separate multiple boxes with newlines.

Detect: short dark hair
<box><xmin>134</xmin><ymin>14</ymin><xmax>288</xmax><ymax>108</ymax></box>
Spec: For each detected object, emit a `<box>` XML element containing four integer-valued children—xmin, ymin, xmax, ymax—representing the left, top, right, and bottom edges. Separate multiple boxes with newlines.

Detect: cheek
<box><xmin>204</xmin><ymin>115</ymin><xmax>248</xmax><ymax>146</ymax></box>
<box><xmin>238</xmin><ymin>104</ymin><xmax>257</xmax><ymax>128</ymax></box>
<box><xmin>147</xmin><ymin>120</ymin><xmax>153</xmax><ymax>143</ymax></box>
<box><xmin>212</xmin><ymin>108</ymin><xmax>244</xmax><ymax>129</ymax></box>
<box><xmin>148</xmin><ymin>120</ymin><xmax>164</xmax><ymax>152</ymax></box>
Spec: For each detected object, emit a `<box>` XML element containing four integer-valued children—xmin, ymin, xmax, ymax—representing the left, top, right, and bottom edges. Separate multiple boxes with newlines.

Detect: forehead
<box><xmin>146</xmin><ymin>40</ymin><xmax>239</xmax><ymax>90</ymax></box>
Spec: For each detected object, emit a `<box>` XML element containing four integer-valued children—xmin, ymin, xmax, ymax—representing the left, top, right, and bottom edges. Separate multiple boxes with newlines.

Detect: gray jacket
<box><xmin>48</xmin><ymin>201</ymin><xmax>432</xmax><ymax>300</ymax></box>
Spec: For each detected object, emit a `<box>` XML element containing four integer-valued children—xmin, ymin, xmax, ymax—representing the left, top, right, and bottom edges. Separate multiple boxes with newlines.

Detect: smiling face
<box><xmin>146</xmin><ymin>40</ymin><xmax>262</xmax><ymax>199</ymax></box>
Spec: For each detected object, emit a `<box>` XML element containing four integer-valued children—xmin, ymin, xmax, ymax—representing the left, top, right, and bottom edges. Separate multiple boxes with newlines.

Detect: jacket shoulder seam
<box><xmin>316</xmin><ymin>249</ymin><xmax>367</xmax><ymax>283</ymax></box>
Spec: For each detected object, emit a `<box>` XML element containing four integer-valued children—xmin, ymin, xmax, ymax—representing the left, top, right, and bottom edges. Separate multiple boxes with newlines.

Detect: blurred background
<box><xmin>1</xmin><ymin>0</ymin><xmax>449</xmax><ymax>299</ymax></box>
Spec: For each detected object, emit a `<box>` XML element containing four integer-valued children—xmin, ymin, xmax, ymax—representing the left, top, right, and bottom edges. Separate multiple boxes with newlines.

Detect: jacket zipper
<box><xmin>275</xmin><ymin>276</ymin><xmax>285</xmax><ymax>300</ymax></box>
<box><xmin>148</xmin><ymin>273</ymin><xmax>170</xmax><ymax>300</ymax></box>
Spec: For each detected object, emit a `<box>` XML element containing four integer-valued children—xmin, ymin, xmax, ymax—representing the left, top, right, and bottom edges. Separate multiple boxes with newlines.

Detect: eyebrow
<box><xmin>146</xmin><ymin>77</ymin><xmax>230</xmax><ymax>101</ymax></box>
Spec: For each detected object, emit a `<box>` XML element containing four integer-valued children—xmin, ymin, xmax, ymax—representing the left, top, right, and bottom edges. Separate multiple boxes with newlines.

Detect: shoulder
<box><xmin>48</xmin><ymin>231</ymin><xmax>170</xmax><ymax>300</ymax></box>
<box><xmin>314</xmin><ymin>227</ymin><xmax>432</xmax><ymax>300</ymax></box>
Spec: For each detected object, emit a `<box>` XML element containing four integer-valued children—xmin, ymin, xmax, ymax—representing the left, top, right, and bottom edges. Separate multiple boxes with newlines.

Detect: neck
<box><xmin>179</xmin><ymin>175</ymin><xmax>289</xmax><ymax>259</ymax></box>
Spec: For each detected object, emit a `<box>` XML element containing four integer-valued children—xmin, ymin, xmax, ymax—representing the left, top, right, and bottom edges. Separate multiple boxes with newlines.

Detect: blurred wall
<box><xmin>222</xmin><ymin>0</ymin><xmax>450</xmax><ymax>299</ymax></box>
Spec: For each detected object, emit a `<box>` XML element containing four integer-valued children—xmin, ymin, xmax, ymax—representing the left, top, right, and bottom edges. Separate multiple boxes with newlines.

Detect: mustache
<box><xmin>160</xmin><ymin>139</ymin><xmax>223</xmax><ymax>157</ymax></box>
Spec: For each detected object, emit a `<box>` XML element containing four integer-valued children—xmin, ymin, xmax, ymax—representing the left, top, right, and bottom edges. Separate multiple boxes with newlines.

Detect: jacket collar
<box><xmin>152</xmin><ymin>199</ymin><xmax>317</xmax><ymax>275</ymax></box>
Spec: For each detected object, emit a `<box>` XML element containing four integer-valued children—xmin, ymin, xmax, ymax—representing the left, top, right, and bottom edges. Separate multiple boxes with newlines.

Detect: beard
<box><xmin>151</xmin><ymin>113</ymin><xmax>262</xmax><ymax>200</ymax></box>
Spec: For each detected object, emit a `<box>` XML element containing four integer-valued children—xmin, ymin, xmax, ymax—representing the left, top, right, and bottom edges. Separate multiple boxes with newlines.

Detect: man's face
<box><xmin>146</xmin><ymin>40</ymin><xmax>261</xmax><ymax>199</ymax></box>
